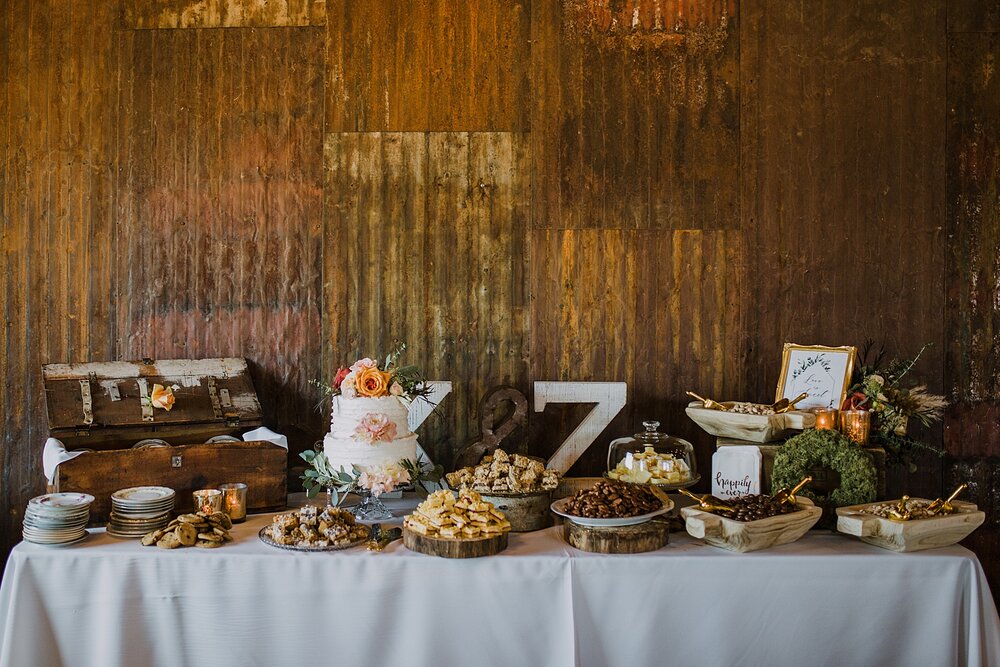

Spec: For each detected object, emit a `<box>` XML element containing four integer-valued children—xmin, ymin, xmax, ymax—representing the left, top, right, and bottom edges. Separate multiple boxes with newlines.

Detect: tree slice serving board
<box><xmin>564</xmin><ymin>519</ymin><xmax>669</xmax><ymax>554</ymax></box>
<box><xmin>402</xmin><ymin>527</ymin><xmax>508</xmax><ymax>558</ymax></box>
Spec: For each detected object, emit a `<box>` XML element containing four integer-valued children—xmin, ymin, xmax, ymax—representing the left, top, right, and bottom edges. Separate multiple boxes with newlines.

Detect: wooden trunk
<box><xmin>563</xmin><ymin>519</ymin><xmax>669</xmax><ymax>554</ymax></box>
<box><xmin>43</xmin><ymin>358</ymin><xmax>286</xmax><ymax>523</ymax></box>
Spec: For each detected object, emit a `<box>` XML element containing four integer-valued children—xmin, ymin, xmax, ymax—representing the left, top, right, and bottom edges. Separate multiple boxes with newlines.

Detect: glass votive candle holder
<box><xmin>193</xmin><ymin>489</ymin><xmax>222</xmax><ymax>514</ymax></box>
<box><xmin>813</xmin><ymin>408</ymin><xmax>839</xmax><ymax>430</ymax></box>
<box><xmin>220</xmin><ymin>483</ymin><xmax>248</xmax><ymax>523</ymax></box>
<box><xmin>839</xmin><ymin>409</ymin><xmax>871</xmax><ymax>446</ymax></box>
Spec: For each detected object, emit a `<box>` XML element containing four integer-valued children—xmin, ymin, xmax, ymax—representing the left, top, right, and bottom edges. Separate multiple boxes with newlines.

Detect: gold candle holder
<box><xmin>839</xmin><ymin>409</ymin><xmax>871</xmax><ymax>446</ymax></box>
<box><xmin>813</xmin><ymin>408</ymin><xmax>838</xmax><ymax>431</ymax></box>
<box><xmin>192</xmin><ymin>489</ymin><xmax>222</xmax><ymax>514</ymax></box>
<box><xmin>220</xmin><ymin>483</ymin><xmax>248</xmax><ymax>523</ymax></box>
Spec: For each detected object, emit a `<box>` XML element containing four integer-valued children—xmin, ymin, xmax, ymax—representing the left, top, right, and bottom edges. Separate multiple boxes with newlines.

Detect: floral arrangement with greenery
<box><xmin>842</xmin><ymin>340</ymin><xmax>947</xmax><ymax>470</ymax></box>
<box><xmin>300</xmin><ymin>451</ymin><xmax>443</xmax><ymax>504</ymax></box>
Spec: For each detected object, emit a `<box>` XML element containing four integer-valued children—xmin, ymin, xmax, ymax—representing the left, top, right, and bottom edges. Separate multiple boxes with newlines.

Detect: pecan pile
<box><xmin>713</xmin><ymin>494</ymin><xmax>799</xmax><ymax>522</ymax></box>
<box><xmin>563</xmin><ymin>481</ymin><xmax>663</xmax><ymax>518</ymax></box>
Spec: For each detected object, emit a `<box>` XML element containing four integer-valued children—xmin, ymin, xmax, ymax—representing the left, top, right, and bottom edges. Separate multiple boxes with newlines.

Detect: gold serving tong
<box><xmin>770</xmin><ymin>475</ymin><xmax>813</xmax><ymax>505</ymax></box>
<box><xmin>685</xmin><ymin>391</ymin><xmax>729</xmax><ymax>411</ymax></box>
<box><xmin>889</xmin><ymin>495</ymin><xmax>915</xmax><ymax>521</ymax></box>
<box><xmin>678</xmin><ymin>488</ymin><xmax>734</xmax><ymax>513</ymax></box>
<box><xmin>771</xmin><ymin>392</ymin><xmax>809</xmax><ymax>414</ymax></box>
<box><xmin>366</xmin><ymin>524</ymin><xmax>403</xmax><ymax>552</ymax></box>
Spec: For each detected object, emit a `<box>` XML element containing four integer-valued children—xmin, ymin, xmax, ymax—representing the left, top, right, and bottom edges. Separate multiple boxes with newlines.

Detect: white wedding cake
<box><xmin>323</xmin><ymin>395</ymin><xmax>418</xmax><ymax>473</ymax></box>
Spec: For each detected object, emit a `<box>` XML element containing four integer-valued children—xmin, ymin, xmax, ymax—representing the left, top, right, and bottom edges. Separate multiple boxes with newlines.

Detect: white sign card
<box><xmin>711</xmin><ymin>446</ymin><xmax>762</xmax><ymax>499</ymax></box>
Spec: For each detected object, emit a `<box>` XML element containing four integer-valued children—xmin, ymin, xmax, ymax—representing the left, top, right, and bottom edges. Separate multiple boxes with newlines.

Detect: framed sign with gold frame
<box><xmin>776</xmin><ymin>343</ymin><xmax>857</xmax><ymax>410</ymax></box>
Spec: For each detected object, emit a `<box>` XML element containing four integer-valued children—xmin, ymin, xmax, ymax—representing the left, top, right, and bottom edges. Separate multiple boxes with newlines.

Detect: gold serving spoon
<box><xmin>678</xmin><ymin>487</ymin><xmax>735</xmax><ymax>513</ymax></box>
<box><xmin>770</xmin><ymin>475</ymin><xmax>813</xmax><ymax>506</ymax></box>
<box><xmin>771</xmin><ymin>392</ymin><xmax>810</xmax><ymax>414</ymax></box>
<box><xmin>926</xmin><ymin>483</ymin><xmax>968</xmax><ymax>517</ymax></box>
<box><xmin>889</xmin><ymin>495</ymin><xmax>914</xmax><ymax>521</ymax></box>
<box><xmin>685</xmin><ymin>391</ymin><xmax>729</xmax><ymax>411</ymax></box>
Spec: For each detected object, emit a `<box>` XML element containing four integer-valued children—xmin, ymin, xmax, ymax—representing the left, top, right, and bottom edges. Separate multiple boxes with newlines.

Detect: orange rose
<box><xmin>355</xmin><ymin>367</ymin><xmax>391</xmax><ymax>398</ymax></box>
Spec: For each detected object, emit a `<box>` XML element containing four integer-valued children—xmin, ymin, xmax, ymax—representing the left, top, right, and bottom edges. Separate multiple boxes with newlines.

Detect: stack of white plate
<box><xmin>107</xmin><ymin>486</ymin><xmax>176</xmax><ymax>538</ymax></box>
<box><xmin>22</xmin><ymin>493</ymin><xmax>94</xmax><ymax>546</ymax></box>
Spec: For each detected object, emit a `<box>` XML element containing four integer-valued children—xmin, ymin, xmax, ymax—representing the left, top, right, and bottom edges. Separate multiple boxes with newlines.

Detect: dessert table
<box><xmin>1</xmin><ymin>496</ymin><xmax>998</xmax><ymax>667</ymax></box>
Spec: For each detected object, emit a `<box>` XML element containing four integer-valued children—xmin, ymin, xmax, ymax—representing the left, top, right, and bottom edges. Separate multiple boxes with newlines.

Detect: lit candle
<box><xmin>814</xmin><ymin>408</ymin><xmax>838</xmax><ymax>430</ymax></box>
<box><xmin>839</xmin><ymin>410</ymin><xmax>871</xmax><ymax>446</ymax></box>
<box><xmin>192</xmin><ymin>489</ymin><xmax>222</xmax><ymax>514</ymax></box>
<box><xmin>220</xmin><ymin>483</ymin><xmax>248</xmax><ymax>523</ymax></box>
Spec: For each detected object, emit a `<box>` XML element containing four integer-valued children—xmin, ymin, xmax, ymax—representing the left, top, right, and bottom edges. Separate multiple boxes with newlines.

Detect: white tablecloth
<box><xmin>2</xmin><ymin>497</ymin><xmax>998</xmax><ymax>667</ymax></box>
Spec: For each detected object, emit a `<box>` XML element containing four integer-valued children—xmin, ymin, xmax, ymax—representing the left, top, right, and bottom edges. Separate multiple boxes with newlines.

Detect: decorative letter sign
<box><xmin>534</xmin><ymin>382</ymin><xmax>627</xmax><ymax>475</ymax></box>
<box><xmin>407</xmin><ymin>381</ymin><xmax>452</xmax><ymax>464</ymax></box>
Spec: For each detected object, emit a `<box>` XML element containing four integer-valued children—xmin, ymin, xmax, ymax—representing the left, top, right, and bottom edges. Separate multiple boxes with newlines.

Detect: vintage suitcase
<box><xmin>42</xmin><ymin>358</ymin><xmax>287</xmax><ymax>522</ymax></box>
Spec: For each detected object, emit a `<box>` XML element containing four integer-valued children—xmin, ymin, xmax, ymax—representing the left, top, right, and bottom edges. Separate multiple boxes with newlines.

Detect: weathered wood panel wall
<box><xmin>945</xmin><ymin>0</ymin><xmax>1000</xmax><ymax>599</ymax></box>
<box><xmin>2</xmin><ymin>0</ymin><xmax>998</xmax><ymax>592</ymax></box>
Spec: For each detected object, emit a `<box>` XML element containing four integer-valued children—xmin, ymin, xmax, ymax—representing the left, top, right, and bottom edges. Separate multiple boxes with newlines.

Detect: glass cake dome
<box><xmin>606</xmin><ymin>420</ymin><xmax>699</xmax><ymax>489</ymax></box>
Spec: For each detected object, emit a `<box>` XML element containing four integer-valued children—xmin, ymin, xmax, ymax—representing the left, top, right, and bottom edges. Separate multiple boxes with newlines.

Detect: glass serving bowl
<box><xmin>605</xmin><ymin>420</ymin><xmax>699</xmax><ymax>489</ymax></box>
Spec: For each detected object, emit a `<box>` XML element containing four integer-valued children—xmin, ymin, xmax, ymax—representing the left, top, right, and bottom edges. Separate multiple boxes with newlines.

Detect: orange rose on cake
<box><xmin>355</xmin><ymin>366</ymin><xmax>391</xmax><ymax>398</ymax></box>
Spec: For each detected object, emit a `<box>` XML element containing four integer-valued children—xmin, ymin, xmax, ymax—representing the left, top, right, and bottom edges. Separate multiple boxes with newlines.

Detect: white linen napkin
<box><xmin>242</xmin><ymin>427</ymin><xmax>288</xmax><ymax>450</ymax></box>
<box><xmin>42</xmin><ymin>438</ymin><xmax>87</xmax><ymax>485</ymax></box>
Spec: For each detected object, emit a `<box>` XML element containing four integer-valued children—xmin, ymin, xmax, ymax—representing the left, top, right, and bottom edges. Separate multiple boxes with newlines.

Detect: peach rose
<box><xmin>355</xmin><ymin>367</ymin><xmax>391</xmax><ymax>398</ymax></box>
<box><xmin>150</xmin><ymin>384</ymin><xmax>176</xmax><ymax>411</ymax></box>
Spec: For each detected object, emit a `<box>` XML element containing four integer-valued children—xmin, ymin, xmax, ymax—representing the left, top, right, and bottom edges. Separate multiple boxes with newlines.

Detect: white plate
<box><xmin>23</xmin><ymin>532</ymin><xmax>89</xmax><ymax>547</ymax></box>
<box><xmin>28</xmin><ymin>493</ymin><xmax>95</xmax><ymax>510</ymax></box>
<box><xmin>206</xmin><ymin>435</ymin><xmax>241</xmax><ymax>443</ymax></box>
<box><xmin>112</xmin><ymin>487</ymin><xmax>175</xmax><ymax>503</ymax></box>
<box><xmin>550</xmin><ymin>497</ymin><xmax>673</xmax><ymax>527</ymax></box>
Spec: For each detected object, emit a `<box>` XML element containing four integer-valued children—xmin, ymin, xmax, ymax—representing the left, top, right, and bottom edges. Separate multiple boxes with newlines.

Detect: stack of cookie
<box><xmin>404</xmin><ymin>489</ymin><xmax>511</xmax><ymax>539</ymax></box>
<box><xmin>140</xmin><ymin>511</ymin><xmax>233</xmax><ymax>549</ymax></box>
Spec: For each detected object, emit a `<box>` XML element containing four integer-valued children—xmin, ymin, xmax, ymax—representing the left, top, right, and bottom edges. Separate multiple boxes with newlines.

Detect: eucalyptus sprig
<box><xmin>299</xmin><ymin>450</ymin><xmax>359</xmax><ymax>505</ymax></box>
<box><xmin>399</xmin><ymin>455</ymin><xmax>445</xmax><ymax>497</ymax></box>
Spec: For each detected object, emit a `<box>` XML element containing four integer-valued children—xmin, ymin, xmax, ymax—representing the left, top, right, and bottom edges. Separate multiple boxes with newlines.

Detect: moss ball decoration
<box><xmin>771</xmin><ymin>429</ymin><xmax>877</xmax><ymax>524</ymax></box>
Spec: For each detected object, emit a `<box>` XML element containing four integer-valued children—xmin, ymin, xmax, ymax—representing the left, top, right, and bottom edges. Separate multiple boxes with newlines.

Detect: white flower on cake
<box><xmin>354</xmin><ymin>412</ymin><xmax>398</xmax><ymax>443</ymax></box>
<box><xmin>340</xmin><ymin>372</ymin><xmax>358</xmax><ymax>398</ymax></box>
<box><xmin>358</xmin><ymin>462</ymin><xmax>411</xmax><ymax>497</ymax></box>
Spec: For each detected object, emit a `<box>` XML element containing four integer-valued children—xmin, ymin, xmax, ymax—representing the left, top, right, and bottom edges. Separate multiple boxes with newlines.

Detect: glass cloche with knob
<box><xmin>606</xmin><ymin>420</ymin><xmax>699</xmax><ymax>488</ymax></box>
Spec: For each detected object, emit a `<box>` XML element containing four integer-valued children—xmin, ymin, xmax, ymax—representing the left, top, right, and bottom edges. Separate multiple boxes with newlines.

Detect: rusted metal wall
<box><xmin>2</xmin><ymin>0</ymin><xmax>998</xmax><ymax>589</ymax></box>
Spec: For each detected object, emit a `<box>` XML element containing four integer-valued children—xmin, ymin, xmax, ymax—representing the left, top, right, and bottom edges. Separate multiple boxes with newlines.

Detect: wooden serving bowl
<box><xmin>684</xmin><ymin>402</ymin><xmax>815</xmax><ymax>443</ymax></box>
<box><xmin>681</xmin><ymin>498</ymin><xmax>822</xmax><ymax>553</ymax></box>
<box><xmin>836</xmin><ymin>499</ymin><xmax>985</xmax><ymax>553</ymax></box>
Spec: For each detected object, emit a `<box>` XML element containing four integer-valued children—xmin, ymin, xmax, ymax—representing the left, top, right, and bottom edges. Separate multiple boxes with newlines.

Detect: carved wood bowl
<box><xmin>681</xmin><ymin>497</ymin><xmax>822</xmax><ymax>553</ymax></box>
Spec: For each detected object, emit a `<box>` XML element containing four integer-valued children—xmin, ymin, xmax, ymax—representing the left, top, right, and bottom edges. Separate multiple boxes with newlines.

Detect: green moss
<box><xmin>771</xmin><ymin>430</ymin><xmax>877</xmax><ymax>523</ymax></box>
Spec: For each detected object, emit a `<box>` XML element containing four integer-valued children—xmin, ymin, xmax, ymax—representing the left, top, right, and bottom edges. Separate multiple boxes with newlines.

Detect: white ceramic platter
<box><xmin>550</xmin><ymin>497</ymin><xmax>674</xmax><ymax>527</ymax></box>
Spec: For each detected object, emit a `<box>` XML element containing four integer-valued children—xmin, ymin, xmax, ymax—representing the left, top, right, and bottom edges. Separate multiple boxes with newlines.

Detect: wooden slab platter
<box><xmin>685</xmin><ymin>401</ymin><xmax>815</xmax><ymax>443</ymax></box>
<box><xmin>402</xmin><ymin>526</ymin><xmax>508</xmax><ymax>559</ymax></box>
<box><xmin>564</xmin><ymin>519</ymin><xmax>669</xmax><ymax>554</ymax></box>
<box><xmin>681</xmin><ymin>498</ymin><xmax>822</xmax><ymax>553</ymax></box>
<box><xmin>836</xmin><ymin>499</ymin><xmax>985</xmax><ymax>552</ymax></box>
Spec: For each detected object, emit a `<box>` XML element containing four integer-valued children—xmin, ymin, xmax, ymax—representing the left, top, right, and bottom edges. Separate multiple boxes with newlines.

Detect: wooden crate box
<box><xmin>42</xmin><ymin>358</ymin><xmax>286</xmax><ymax>522</ymax></box>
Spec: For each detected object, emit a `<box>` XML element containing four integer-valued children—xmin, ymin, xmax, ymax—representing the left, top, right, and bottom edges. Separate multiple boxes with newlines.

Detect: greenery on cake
<box><xmin>300</xmin><ymin>451</ymin><xmax>442</xmax><ymax>503</ymax></box>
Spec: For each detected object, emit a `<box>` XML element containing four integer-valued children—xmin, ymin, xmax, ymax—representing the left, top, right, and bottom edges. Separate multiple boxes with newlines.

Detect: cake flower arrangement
<box><xmin>318</xmin><ymin>344</ymin><xmax>433</xmax><ymax>404</ymax></box>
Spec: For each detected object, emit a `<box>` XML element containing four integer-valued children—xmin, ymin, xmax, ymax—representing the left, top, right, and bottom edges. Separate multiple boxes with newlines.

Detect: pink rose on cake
<box><xmin>358</xmin><ymin>462</ymin><xmax>411</xmax><ymax>497</ymax></box>
<box><xmin>354</xmin><ymin>412</ymin><xmax>398</xmax><ymax>443</ymax></box>
<box><xmin>350</xmin><ymin>358</ymin><xmax>378</xmax><ymax>373</ymax></box>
